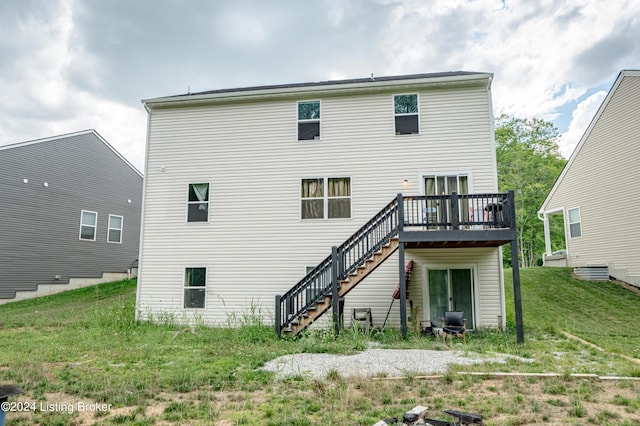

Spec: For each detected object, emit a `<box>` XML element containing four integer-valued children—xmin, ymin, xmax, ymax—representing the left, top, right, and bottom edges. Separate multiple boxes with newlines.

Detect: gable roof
<box><xmin>143</xmin><ymin>71</ymin><xmax>493</xmax><ymax>109</ymax></box>
<box><xmin>0</xmin><ymin>129</ymin><xmax>143</xmax><ymax>178</ymax></box>
<box><xmin>538</xmin><ymin>69</ymin><xmax>640</xmax><ymax>214</ymax></box>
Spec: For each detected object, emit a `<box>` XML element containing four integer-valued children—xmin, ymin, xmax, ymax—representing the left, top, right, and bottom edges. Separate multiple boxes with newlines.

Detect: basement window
<box><xmin>298</xmin><ymin>100</ymin><xmax>320</xmax><ymax>140</ymax></box>
<box><xmin>184</xmin><ymin>267</ymin><xmax>206</xmax><ymax>309</ymax></box>
<box><xmin>568</xmin><ymin>207</ymin><xmax>582</xmax><ymax>238</ymax></box>
<box><xmin>79</xmin><ymin>210</ymin><xmax>98</xmax><ymax>241</ymax></box>
<box><xmin>394</xmin><ymin>94</ymin><xmax>419</xmax><ymax>135</ymax></box>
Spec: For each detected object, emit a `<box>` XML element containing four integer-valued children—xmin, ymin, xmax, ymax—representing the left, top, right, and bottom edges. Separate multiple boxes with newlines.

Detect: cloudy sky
<box><xmin>1</xmin><ymin>0</ymin><xmax>639</xmax><ymax>171</ymax></box>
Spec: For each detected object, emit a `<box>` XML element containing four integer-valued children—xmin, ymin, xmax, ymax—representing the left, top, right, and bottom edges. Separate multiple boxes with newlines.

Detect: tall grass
<box><xmin>1</xmin><ymin>270</ymin><xmax>640</xmax><ymax>424</ymax></box>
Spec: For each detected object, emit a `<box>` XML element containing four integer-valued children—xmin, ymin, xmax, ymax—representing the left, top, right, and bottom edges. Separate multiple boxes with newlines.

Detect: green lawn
<box><xmin>1</xmin><ymin>268</ymin><xmax>640</xmax><ymax>425</ymax></box>
<box><xmin>505</xmin><ymin>267</ymin><xmax>640</xmax><ymax>359</ymax></box>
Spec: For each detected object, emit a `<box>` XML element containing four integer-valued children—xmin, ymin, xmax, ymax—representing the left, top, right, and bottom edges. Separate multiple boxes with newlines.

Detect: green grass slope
<box><xmin>505</xmin><ymin>267</ymin><xmax>640</xmax><ymax>358</ymax></box>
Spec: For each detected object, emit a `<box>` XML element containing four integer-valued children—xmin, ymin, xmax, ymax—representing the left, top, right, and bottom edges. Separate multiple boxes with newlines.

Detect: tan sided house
<box><xmin>137</xmin><ymin>72</ymin><xmax>523</xmax><ymax>339</ymax></box>
<box><xmin>539</xmin><ymin>70</ymin><xmax>640</xmax><ymax>286</ymax></box>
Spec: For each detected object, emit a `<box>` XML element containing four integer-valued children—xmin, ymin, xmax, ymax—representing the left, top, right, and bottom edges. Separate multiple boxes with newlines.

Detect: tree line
<box><xmin>495</xmin><ymin>114</ymin><xmax>567</xmax><ymax>268</ymax></box>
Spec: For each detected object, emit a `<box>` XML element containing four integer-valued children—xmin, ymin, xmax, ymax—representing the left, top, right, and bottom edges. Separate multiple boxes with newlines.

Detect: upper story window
<box><xmin>79</xmin><ymin>210</ymin><xmax>98</xmax><ymax>241</ymax></box>
<box><xmin>394</xmin><ymin>94</ymin><xmax>419</xmax><ymax>135</ymax></box>
<box><xmin>107</xmin><ymin>214</ymin><xmax>123</xmax><ymax>243</ymax></box>
<box><xmin>301</xmin><ymin>177</ymin><xmax>351</xmax><ymax>219</ymax></box>
<box><xmin>187</xmin><ymin>183</ymin><xmax>209</xmax><ymax>222</ymax></box>
<box><xmin>568</xmin><ymin>207</ymin><xmax>582</xmax><ymax>238</ymax></box>
<box><xmin>184</xmin><ymin>267</ymin><xmax>206</xmax><ymax>309</ymax></box>
<box><xmin>298</xmin><ymin>101</ymin><xmax>321</xmax><ymax>140</ymax></box>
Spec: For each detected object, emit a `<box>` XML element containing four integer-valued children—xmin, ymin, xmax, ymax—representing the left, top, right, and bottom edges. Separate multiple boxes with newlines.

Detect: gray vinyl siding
<box><xmin>0</xmin><ymin>131</ymin><xmax>143</xmax><ymax>299</ymax></box>
<box><xmin>138</xmin><ymin>78</ymin><xmax>502</xmax><ymax>326</ymax></box>
<box><xmin>543</xmin><ymin>74</ymin><xmax>640</xmax><ymax>282</ymax></box>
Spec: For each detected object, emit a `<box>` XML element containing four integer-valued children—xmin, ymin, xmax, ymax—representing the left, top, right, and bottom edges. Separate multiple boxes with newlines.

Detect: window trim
<box><xmin>393</xmin><ymin>93</ymin><xmax>420</xmax><ymax>135</ymax></box>
<box><xmin>419</xmin><ymin>171</ymin><xmax>473</xmax><ymax>195</ymax></box>
<box><xmin>107</xmin><ymin>214</ymin><xmax>123</xmax><ymax>244</ymax></box>
<box><xmin>567</xmin><ymin>207</ymin><xmax>582</xmax><ymax>239</ymax></box>
<box><xmin>300</xmin><ymin>176</ymin><xmax>352</xmax><ymax>220</ymax></box>
<box><xmin>186</xmin><ymin>182</ymin><xmax>210</xmax><ymax>223</ymax></box>
<box><xmin>297</xmin><ymin>100</ymin><xmax>321</xmax><ymax>141</ymax></box>
<box><xmin>79</xmin><ymin>210</ymin><xmax>98</xmax><ymax>241</ymax></box>
<box><xmin>183</xmin><ymin>267</ymin><xmax>207</xmax><ymax>309</ymax></box>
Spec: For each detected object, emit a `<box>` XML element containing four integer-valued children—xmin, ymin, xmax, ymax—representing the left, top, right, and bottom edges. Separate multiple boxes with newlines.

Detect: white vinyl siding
<box><xmin>343</xmin><ymin>248</ymin><xmax>503</xmax><ymax>329</ymax></box>
<box><xmin>541</xmin><ymin>73</ymin><xmax>640</xmax><ymax>281</ymax></box>
<box><xmin>137</xmin><ymin>79</ymin><xmax>499</xmax><ymax>325</ymax></box>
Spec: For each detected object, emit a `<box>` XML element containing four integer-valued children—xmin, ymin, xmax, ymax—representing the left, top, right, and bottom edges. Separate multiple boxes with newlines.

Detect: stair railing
<box><xmin>275</xmin><ymin>191</ymin><xmax>514</xmax><ymax>336</ymax></box>
<box><xmin>275</xmin><ymin>197</ymin><xmax>399</xmax><ymax>336</ymax></box>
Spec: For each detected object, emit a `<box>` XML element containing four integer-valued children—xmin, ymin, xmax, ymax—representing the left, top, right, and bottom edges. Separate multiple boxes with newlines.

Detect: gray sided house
<box><xmin>0</xmin><ymin>130</ymin><xmax>143</xmax><ymax>302</ymax></box>
<box><xmin>138</xmin><ymin>72</ymin><xmax>523</xmax><ymax>339</ymax></box>
<box><xmin>539</xmin><ymin>70</ymin><xmax>640</xmax><ymax>285</ymax></box>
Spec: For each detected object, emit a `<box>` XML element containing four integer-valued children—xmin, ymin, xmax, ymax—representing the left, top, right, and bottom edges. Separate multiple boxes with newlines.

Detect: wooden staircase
<box><xmin>282</xmin><ymin>238</ymin><xmax>399</xmax><ymax>336</ymax></box>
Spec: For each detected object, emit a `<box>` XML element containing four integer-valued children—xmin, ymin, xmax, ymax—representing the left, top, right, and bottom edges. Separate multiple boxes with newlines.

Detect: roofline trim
<box><xmin>142</xmin><ymin>72</ymin><xmax>493</xmax><ymax>108</ymax></box>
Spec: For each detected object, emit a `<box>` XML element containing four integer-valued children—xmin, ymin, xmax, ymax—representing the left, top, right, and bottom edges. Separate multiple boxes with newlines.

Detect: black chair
<box><xmin>442</xmin><ymin>311</ymin><xmax>466</xmax><ymax>341</ymax></box>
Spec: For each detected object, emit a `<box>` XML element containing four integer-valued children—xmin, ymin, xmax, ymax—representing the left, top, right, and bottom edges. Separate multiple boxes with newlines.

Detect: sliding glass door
<box><xmin>426</xmin><ymin>268</ymin><xmax>475</xmax><ymax>329</ymax></box>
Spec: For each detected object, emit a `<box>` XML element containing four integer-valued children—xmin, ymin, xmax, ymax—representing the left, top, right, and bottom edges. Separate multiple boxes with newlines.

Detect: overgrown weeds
<box><xmin>1</xmin><ymin>268</ymin><xmax>640</xmax><ymax>424</ymax></box>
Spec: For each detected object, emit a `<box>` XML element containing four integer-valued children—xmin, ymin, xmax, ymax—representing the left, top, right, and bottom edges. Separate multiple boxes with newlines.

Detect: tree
<box><xmin>495</xmin><ymin>115</ymin><xmax>566</xmax><ymax>267</ymax></box>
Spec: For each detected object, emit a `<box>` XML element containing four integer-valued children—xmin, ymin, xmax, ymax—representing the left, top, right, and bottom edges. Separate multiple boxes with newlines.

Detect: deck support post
<box><xmin>399</xmin><ymin>242</ymin><xmax>407</xmax><ymax>339</ymax></box>
<box><xmin>511</xmin><ymin>240</ymin><xmax>524</xmax><ymax>343</ymax></box>
<box><xmin>508</xmin><ymin>190</ymin><xmax>525</xmax><ymax>343</ymax></box>
<box><xmin>275</xmin><ymin>294</ymin><xmax>282</xmax><ymax>337</ymax></box>
<box><xmin>450</xmin><ymin>192</ymin><xmax>459</xmax><ymax>229</ymax></box>
<box><xmin>331</xmin><ymin>245</ymin><xmax>340</xmax><ymax>336</ymax></box>
<box><xmin>397</xmin><ymin>193</ymin><xmax>408</xmax><ymax>339</ymax></box>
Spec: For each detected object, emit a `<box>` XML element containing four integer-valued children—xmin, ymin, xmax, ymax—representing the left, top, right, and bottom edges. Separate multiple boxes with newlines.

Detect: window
<box><xmin>184</xmin><ymin>267</ymin><xmax>206</xmax><ymax>308</ymax></box>
<box><xmin>107</xmin><ymin>215</ymin><xmax>123</xmax><ymax>243</ymax></box>
<box><xmin>79</xmin><ymin>210</ymin><xmax>97</xmax><ymax>241</ymax></box>
<box><xmin>568</xmin><ymin>208</ymin><xmax>582</xmax><ymax>238</ymax></box>
<box><xmin>298</xmin><ymin>100</ymin><xmax>320</xmax><ymax>140</ymax></box>
<box><xmin>301</xmin><ymin>177</ymin><xmax>351</xmax><ymax>219</ymax></box>
<box><xmin>394</xmin><ymin>94</ymin><xmax>419</xmax><ymax>135</ymax></box>
<box><xmin>188</xmin><ymin>183</ymin><xmax>209</xmax><ymax>222</ymax></box>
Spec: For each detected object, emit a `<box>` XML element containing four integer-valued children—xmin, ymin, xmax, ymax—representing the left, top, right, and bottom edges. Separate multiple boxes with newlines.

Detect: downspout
<box><xmin>135</xmin><ymin>102</ymin><xmax>152</xmax><ymax>321</ymax></box>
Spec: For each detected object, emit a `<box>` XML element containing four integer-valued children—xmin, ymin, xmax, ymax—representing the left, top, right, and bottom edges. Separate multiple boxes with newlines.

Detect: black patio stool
<box><xmin>0</xmin><ymin>384</ymin><xmax>23</xmax><ymax>426</ymax></box>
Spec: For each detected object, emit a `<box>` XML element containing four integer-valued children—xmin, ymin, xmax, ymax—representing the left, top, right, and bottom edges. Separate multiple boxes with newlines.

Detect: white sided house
<box><xmin>539</xmin><ymin>70</ymin><xmax>640</xmax><ymax>286</ymax></box>
<box><xmin>137</xmin><ymin>72</ymin><xmax>523</xmax><ymax>339</ymax></box>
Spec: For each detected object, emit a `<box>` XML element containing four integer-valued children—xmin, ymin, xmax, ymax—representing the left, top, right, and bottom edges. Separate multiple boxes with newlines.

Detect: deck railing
<box><xmin>275</xmin><ymin>191</ymin><xmax>514</xmax><ymax>336</ymax></box>
<box><xmin>403</xmin><ymin>192</ymin><xmax>513</xmax><ymax>229</ymax></box>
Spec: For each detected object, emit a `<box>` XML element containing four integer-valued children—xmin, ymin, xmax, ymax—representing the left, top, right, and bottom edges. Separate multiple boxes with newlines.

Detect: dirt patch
<box><xmin>5</xmin><ymin>377</ymin><xmax>639</xmax><ymax>425</ymax></box>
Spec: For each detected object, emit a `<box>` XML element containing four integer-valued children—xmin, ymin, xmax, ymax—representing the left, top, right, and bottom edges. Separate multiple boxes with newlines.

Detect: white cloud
<box><xmin>377</xmin><ymin>0</ymin><xmax>639</xmax><ymax>124</ymax></box>
<box><xmin>0</xmin><ymin>0</ymin><xmax>146</xmax><ymax>171</ymax></box>
<box><xmin>557</xmin><ymin>90</ymin><xmax>607</xmax><ymax>159</ymax></box>
<box><xmin>1</xmin><ymin>0</ymin><xmax>640</xmax><ymax>172</ymax></box>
